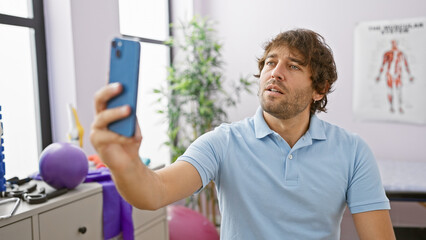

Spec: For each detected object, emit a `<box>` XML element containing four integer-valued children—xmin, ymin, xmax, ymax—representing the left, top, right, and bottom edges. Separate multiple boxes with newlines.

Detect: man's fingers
<box><xmin>92</xmin><ymin>105</ymin><xmax>131</xmax><ymax>129</ymax></box>
<box><xmin>133</xmin><ymin>119</ymin><xmax>143</xmax><ymax>142</ymax></box>
<box><xmin>94</xmin><ymin>83</ymin><xmax>123</xmax><ymax>113</ymax></box>
<box><xmin>90</xmin><ymin>128</ymin><xmax>135</xmax><ymax>147</ymax></box>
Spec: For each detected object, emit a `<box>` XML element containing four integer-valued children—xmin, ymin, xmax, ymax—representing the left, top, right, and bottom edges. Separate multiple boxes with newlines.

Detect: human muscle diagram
<box><xmin>376</xmin><ymin>40</ymin><xmax>414</xmax><ymax>114</ymax></box>
<box><xmin>353</xmin><ymin>17</ymin><xmax>426</xmax><ymax>124</ymax></box>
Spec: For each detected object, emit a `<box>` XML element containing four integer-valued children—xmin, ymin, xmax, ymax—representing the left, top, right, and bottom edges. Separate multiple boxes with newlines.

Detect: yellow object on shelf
<box><xmin>67</xmin><ymin>104</ymin><xmax>84</xmax><ymax>147</ymax></box>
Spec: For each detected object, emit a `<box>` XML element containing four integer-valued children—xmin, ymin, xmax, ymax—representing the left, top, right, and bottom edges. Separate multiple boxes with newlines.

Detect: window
<box><xmin>118</xmin><ymin>0</ymin><xmax>172</xmax><ymax>167</ymax></box>
<box><xmin>0</xmin><ymin>0</ymin><xmax>52</xmax><ymax>178</ymax></box>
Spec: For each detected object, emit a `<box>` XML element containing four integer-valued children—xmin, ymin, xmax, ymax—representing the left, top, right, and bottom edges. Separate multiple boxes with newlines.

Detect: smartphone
<box><xmin>107</xmin><ymin>37</ymin><xmax>141</xmax><ymax>137</ymax></box>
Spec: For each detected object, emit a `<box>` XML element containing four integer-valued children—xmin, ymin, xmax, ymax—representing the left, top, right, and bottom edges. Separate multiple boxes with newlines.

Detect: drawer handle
<box><xmin>78</xmin><ymin>226</ymin><xmax>87</xmax><ymax>234</ymax></box>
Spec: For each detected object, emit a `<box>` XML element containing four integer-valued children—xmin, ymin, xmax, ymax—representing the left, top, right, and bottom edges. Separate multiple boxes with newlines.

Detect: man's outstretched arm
<box><xmin>90</xmin><ymin>83</ymin><xmax>202</xmax><ymax>210</ymax></box>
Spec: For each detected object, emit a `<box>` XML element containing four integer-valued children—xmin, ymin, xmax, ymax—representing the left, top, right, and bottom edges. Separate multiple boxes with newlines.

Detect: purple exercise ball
<box><xmin>168</xmin><ymin>205</ymin><xmax>220</xmax><ymax>240</ymax></box>
<box><xmin>39</xmin><ymin>142</ymin><xmax>88</xmax><ymax>189</ymax></box>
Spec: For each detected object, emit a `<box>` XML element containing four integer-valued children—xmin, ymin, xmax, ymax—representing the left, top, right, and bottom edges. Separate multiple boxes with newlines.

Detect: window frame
<box><xmin>0</xmin><ymin>0</ymin><xmax>52</xmax><ymax>149</ymax></box>
<box><xmin>118</xmin><ymin>0</ymin><xmax>174</xmax><ymax>166</ymax></box>
<box><xmin>120</xmin><ymin>0</ymin><xmax>174</xmax><ymax>63</ymax></box>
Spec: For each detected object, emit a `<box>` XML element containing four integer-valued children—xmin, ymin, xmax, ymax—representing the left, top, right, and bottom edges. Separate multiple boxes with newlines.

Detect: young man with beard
<box><xmin>91</xmin><ymin>29</ymin><xmax>395</xmax><ymax>239</ymax></box>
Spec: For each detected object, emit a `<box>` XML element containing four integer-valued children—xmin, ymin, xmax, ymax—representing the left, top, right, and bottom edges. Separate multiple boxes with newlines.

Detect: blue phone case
<box><xmin>107</xmin><ymin>38</ymin><xmax>140</xmax><ymax>137</ymax></box>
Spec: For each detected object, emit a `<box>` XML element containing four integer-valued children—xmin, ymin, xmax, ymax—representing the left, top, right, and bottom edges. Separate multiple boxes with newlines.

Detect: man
<box><xmin>91</xmin><ymin>29</ymin><xmax>395</xmax><ymax>239</ymax></box>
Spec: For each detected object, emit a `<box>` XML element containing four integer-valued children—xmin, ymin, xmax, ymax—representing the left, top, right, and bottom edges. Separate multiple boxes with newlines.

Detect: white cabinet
<box><xmin>39</xmin><ymin>193</ymin><xmax>103</xmax><ymax>239</ymax></box>
<box><xmin>0</xmin><ymin>181</ymin><xmax>169</xmax><ymax>239</ymax></box>
<box><xmin>0</xmin><ymin>181</ymin><xmax>102</xmax><ymax>240</ymax></box>
<box><xmin>133</xmin><ymin>207</ymin><xmax>169</xmax><ymax>240</ymax></box>
<box><xmin>0</xmin><ymin>217</ymin><xmax>32</xmax><ymax>240</ymax></box>
<box><xmin>136</xmin><ymin>220</ymin><xmax>168</xmax><ymax>239</ymax></box>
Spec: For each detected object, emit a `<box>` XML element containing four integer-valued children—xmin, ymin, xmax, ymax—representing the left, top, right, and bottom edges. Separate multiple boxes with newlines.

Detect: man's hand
<box><xmin>90</xmin><ymin>83</ymin><xmax>142</xmax><ymax>172</ymax></box>
<box><xmin>90</xmin><ymin>83</ymin><xmax>202</xmax><ymax>210</ymax></box>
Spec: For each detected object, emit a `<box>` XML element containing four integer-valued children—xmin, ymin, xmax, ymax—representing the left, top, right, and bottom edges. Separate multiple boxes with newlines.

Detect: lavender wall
<box><xmin>193</xmin><ymin>0</ymin><xmax>426</xmax><ymax>163</ymax></box>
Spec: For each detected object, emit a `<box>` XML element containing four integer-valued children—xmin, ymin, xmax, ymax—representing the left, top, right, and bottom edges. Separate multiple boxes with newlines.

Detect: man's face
<box><xmin>258</xmin><ymin>46</ymin><xmax>317</xmax><ymax>120</ymax></box>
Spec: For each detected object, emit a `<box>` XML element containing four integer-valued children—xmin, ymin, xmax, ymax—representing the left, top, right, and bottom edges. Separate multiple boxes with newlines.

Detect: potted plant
<box><xmin>154</xmin><ymin>15</ymin><xmax>254</xmax><ymax>226</ymax></box>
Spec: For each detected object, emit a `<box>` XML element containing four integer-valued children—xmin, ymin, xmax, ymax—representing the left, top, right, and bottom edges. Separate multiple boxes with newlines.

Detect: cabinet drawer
<box><xmin>135</xmin><ymin>219</ymin><xmax>168</xmax><ymax>240</ymax></box>
<box><xmin>0</xmin><ymin>217</ymin><xmax>32</xmax><ymax>240</ymax></box>
<box><xmin>39</xmin><ymin>193</ymin><xmax>102</xmax><ymax>240</ymax></box>
<box><xmin>132</xmin><ymin>207</ymin><xmax>166</xmax><ymax>229</ymax></box>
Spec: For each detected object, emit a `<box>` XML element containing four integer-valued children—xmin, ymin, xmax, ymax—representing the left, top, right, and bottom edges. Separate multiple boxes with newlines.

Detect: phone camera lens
<box><xmin>112</xmin><ymin>41</ymin><xmax>116</xmax><ymax>48</ymax></box>
<box><xmin>116</xmin><ymin>49</ymin><xmax>121</xmax><ymax>58</ymax></box>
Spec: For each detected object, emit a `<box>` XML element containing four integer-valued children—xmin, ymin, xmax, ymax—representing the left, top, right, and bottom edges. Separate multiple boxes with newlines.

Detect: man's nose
<box><xmin>271</xmin><ymin>64</ymin><xmax>285</xmax><ymax>81</ymax></box>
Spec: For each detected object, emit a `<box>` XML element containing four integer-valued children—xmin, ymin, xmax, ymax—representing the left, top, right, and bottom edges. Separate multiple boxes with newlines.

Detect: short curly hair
<box><xmin>255</xmin><ymin>29</ymin><xmax>338</xmax><ymax>115</ymax></box>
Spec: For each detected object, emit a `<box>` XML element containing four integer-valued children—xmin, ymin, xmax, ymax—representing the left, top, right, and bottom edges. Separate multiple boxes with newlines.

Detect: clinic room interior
<box><xmin>1</xmin><ymin>0</ymin><xmax>426</xmax><ymax>239</ymax></box>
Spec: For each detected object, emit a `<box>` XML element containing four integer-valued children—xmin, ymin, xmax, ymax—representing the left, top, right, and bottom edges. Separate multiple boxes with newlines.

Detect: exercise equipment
<box><xmin>0</xmin><ymin>105</ymin><xmax>5</xmax><ymax>192</ymax></box>
<box><xmin>39</xmin><ymin>142</ymin><xmax>88</xmax><ymax>189</ymax></box>
<box><xmin>168</xmin><ymin>205</ymin><xmax>219</xmax><ymax>240</ymax></box>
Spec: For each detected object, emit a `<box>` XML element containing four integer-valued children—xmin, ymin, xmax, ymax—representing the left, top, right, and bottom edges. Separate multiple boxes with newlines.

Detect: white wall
<box><xmin>193</xmin><ymin>0</ymin><xmax>426</xmax><ymax>163</ymax></box>
<box><xmin>71</xmin><ymin>0</ymin><xmax>121</xmax><ymax>155</ymax></box>
<box><xmin>44</xmin><ymin>0</ymin><xmax>77</xmax><ymax>145</ymax></box>
<box><xmin>44</xmin><ymin>0</ymin><xmax>193</xmax><ymax>160</ymax></box>
<box><xmin>44</xmin><ymin>0</ymin><xmax>120</xmax><ymax>155</ymax></box>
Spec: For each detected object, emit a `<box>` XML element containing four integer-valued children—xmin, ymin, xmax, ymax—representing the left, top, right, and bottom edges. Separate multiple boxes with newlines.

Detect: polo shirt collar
<box><xmin>254</xmin><ymin>107</ymin><xmax>274</xmax><ymax>139</ymax></box>
<box><xmin>306</xmin><ymin>114</ymin><xmax>327</xmax><ymax>140</ymax></box>
<box><xmin>253</xmin><ymin>107</ymin><xmax>327</xmax><ymax>140</ymax></box>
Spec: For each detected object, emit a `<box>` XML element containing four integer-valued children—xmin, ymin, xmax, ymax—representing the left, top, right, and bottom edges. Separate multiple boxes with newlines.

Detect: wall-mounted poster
<box><xmin>353</xmin><ymin>17</ymin><xmax>426</xmax><ymax>124</ymax></box>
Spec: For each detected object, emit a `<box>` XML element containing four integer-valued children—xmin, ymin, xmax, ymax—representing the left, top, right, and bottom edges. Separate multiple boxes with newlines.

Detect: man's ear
<box><xmin>313</xmin><ymin>92</ymin><xmax>324</xmax><ymax>102</ymax></box>
<box><xmin>312</xmin><ymin>87</ymin><xmax>325</xmax><ymax>102</ymax></box>
<box><xmin>313</xmin><ymin>82</ymin><xmax>330</xmax><ymax>101</ymax></box>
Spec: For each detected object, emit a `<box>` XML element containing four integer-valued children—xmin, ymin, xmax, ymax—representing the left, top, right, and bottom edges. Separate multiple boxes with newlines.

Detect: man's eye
<box><xmin>266</xmin><ymin>61</ymin><xmax>275</xmax><ymax>66</ymax></box>
<box><xmin>290</xmin><ymin>65</ymin><xmax>300</xmax><ymax>70</ymax></box>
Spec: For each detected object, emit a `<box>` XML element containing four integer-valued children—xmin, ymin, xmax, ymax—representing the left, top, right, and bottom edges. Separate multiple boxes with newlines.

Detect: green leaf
<box><xmin>164</xmin><ymin>38</ymin><xmax>174</xmax><ymax>46</ymax></box>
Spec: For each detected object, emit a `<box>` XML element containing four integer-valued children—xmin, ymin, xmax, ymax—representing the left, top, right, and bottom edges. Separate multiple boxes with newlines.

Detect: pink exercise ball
<box><xmin>39</xmin><ymin>142</ymin><xmax>88</xmax><ymax>189</ymax></box>
<box><xmin>168</xmin><ymin>205</ymin><xmax>220</xmax><ymax>240</ymax></box>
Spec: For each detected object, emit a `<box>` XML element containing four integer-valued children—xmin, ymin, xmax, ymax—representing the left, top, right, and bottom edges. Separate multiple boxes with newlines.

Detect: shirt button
<box><xmin>288</xmin><ymin>154</ymin><xmax>293</xmax><ymax>160</ymax></box>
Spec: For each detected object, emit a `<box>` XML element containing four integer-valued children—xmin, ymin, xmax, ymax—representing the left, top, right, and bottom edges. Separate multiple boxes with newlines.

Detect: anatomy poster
<box><xmin>353</xmin><ymin>17</ymin><xmax>426</xmax><ymax>124</ymax></box>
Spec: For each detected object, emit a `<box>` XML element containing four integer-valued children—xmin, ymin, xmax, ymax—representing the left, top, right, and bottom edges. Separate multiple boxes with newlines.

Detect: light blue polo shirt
<box><xmin>177</xmin><ymin>107</ymin><xmax>390</xmax><ymax>240</ymax></box>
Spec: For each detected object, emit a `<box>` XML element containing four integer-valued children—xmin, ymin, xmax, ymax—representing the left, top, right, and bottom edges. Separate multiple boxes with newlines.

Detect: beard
<box><xmin>258</xmin><ymin>80</ymin><xmax>313</xmax><ymax>120</ymax></box>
